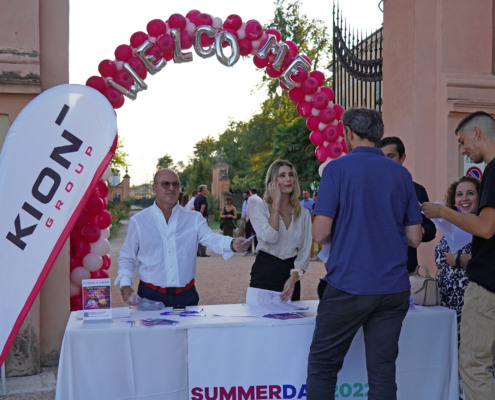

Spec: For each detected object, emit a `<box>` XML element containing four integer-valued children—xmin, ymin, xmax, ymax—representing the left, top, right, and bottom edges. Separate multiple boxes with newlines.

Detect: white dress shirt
<box><xmin>185</xmin><ymin>196</ymin><xmax>196</xmax><ymax>211</ymax></box>
<box><xmin>250</xmin><ymin>201</ymin><xmax>312</xmax><ymax>271</ymax></box>
<box><xmin>246</xmin><ymin>193</ymin><xmax>262</xmax><ymax>221</ymax></box>
<box><xmin>116</xmin><ymin>202</ymin><xmax>234</xmax><ymax>288</ymax></box>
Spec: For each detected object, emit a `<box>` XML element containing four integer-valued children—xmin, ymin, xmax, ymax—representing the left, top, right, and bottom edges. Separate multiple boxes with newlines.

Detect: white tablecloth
<box><xmin>56</xmin><ymin>301</ymin><xmax>458</xmax><ymax>400</ymax></box>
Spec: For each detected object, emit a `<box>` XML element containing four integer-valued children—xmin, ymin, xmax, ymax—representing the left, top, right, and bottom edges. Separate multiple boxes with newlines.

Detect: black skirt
<box><xmin>250</xmin><ymin>250</ymin><xmax>301</xmax><ymax>301</ymax></box>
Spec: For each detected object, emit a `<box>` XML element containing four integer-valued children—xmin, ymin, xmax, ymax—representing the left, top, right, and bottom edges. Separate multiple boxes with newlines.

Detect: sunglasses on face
<box><xmin>155</xmin><ymin>181</ymin><xmax>181</xmax><ymax>190</ymax></box>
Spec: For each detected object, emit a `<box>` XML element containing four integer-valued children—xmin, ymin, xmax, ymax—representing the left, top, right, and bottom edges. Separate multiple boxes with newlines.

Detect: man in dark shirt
<box><xmin>307</xmin><ymin>108</ymin><xmax>423</xmax><ymax>400</ymax></box>
<box><xmin>194</xmin><ymin>184</ymin><xmax>210</xmax><ymax>257</ymax></box>
<box><xmin>422</xmin><ymin>111</ymin><xmax>495</xmax><ymax>400</ymax></box>
<box><xmin>377</xmin><ymin>136</ymin><xmax>437</xmax><ymax>273</ymax></box>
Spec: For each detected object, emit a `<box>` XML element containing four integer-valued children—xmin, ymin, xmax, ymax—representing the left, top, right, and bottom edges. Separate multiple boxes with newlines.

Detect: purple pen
<box><xmin>456</xmin><ymin>207</ymin><xmax>462</xmax><ymax>213</ymax></box>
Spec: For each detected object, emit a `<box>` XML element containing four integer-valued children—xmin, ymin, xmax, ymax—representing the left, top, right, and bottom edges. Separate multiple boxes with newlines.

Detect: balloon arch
<box><xmin>69</xmin><ymin>10</ymin><xmax>347</xmax><ymax>311</ymax></box>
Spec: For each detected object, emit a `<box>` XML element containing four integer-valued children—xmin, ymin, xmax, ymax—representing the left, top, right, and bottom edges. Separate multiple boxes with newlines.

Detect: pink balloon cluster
<box><xmin>69</xmin><ymin>166</ymin><xmax>113</xmax><ymax>311</ymax></box>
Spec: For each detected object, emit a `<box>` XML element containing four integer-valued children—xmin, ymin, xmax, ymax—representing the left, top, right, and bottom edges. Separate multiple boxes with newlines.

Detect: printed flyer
<box><xmin>82</xmin><ymin>278</ymin><xmax>112</xmax><ymax>321</ymax></box>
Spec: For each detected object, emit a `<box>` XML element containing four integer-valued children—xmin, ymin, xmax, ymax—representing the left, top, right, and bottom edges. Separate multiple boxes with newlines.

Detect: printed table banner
<box><xmin>0</xmin><ymin>84</ymin><xmax>117</xmax><ymax>365</ymax></box>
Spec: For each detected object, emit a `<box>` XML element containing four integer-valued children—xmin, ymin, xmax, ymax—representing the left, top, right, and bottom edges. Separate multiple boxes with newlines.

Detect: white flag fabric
<box><xmin>0</xmin><ymin>84</ymin><xmax>117</xmax><ymax>365</ymax></box>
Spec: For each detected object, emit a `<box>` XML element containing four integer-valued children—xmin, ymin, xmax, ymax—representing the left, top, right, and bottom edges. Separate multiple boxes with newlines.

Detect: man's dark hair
<box><xmin>341</xmin><ymin>108</ymin><xmax>384</xmax><ymax>143</ymax></box>
<box><xmin>376</xmin><ymin>136</ymin><xmax>406</xmax><ymax>158</ymax></box>
<box><xmin>192</xmin><ymin>189</ymin><xmax>199</xmax><ymax>196</ymax></box>
<box><xmin>455</xmin><ymin>111</ymin><xmax>495</xmax><ymax>135</ymax></box>
<box><xmin>251</xmin><ymin>188</ymin><xmax>258</xmax><ymax>194</ymax></box>
<box><xmin>302</xmin><ymin>189</ymin><xmax>311</xmax><ymax>194</ymax></box>
<box><xmin>243</xmin><ymin>190</ymin><xmax>250</xmax><ymax>196</ymax></box>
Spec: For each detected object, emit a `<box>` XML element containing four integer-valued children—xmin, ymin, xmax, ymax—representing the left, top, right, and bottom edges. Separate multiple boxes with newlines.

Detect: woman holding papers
<box><xmin>435</xmin><ymin>176</ymin><xmax>480</xmax><ymax>342</ymax></box>
<box><xmin>249</xmin><ymin>159</ymin><xmax>312</xmax><ymax>301</ymax></box>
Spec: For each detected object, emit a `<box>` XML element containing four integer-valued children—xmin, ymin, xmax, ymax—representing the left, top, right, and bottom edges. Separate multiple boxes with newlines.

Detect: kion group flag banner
<box><xmin>0</xmin><ymin>84</ymin><xmax>117</xmax><ymax>366</ymax></box>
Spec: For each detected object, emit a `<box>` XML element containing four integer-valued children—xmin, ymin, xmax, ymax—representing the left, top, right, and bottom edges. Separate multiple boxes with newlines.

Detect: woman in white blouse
<box><xmin>249</xmin><ymin>159</ymin><xmax>312</xmax><ymax>301</ymax></box>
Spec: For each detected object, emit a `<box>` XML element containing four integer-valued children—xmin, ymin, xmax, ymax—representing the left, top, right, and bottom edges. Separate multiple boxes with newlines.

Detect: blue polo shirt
<box><xmin>314</xmin><ymin>146</ymin><xmax>422</xmax><ymax>295</ymax></box>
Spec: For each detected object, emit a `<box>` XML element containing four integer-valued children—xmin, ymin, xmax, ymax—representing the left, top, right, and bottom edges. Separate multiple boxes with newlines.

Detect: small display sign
<box><xmin>82</xmin><ymin>278</ymin><xmax>112</xmax><ymax>321</ymax></box>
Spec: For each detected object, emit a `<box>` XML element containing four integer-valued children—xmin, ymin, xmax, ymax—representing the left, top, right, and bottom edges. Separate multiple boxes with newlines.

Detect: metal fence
<box><xmin>329</xmin><ymin>2</ymin><xmax>383</xmax><ymax>113</ymax></box>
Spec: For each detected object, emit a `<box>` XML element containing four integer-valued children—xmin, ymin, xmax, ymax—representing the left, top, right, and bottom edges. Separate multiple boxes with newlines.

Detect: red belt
<box><xmin>140</xmin><ymin>279</ymin><xmax>195</xmax><ymax>295</ymax></box>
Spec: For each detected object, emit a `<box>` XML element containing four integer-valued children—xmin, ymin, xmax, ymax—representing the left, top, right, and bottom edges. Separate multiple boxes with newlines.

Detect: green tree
<box><xmin>156</xmin><ymin>154</ymin><xmax>174</xmax><ymax>171</ymax></box>
<box><xmin>111</xmin><ymin>136</ymin><xmax>130</xmax><ymax>170</ymax></box>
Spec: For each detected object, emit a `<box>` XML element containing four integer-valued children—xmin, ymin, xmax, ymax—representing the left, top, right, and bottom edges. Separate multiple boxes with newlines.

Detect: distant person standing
<box><xmin>307</xmin><ymin>108</ymin><xmax>422</xmax><ymax>400</ymax></box>
<box><xmin>186</xmin><ymin>189</ymin><xmax>198</xmax><ymax>211</ymax></box>
<box><xmin>220</xmin><ymin>197</ymin><xmax>237</xmax><ymax>237</ymax></box>
<box><xmin>239</xmin><ymin>190</ymin><xmax>250</xmax><ymax>237</ymax></box>
<box><xmin>245</xmin><ymin>188</ymin><xmax>262</xmax><ymax>255</ymax></box>
<box><xmin>181</xmin><ymin>193</ymin><xmax>189</xmax><ymax>207</ymax></box>
<box><xmin>195</xmin><ymin>185</ymin><xmax>210</xmax><ymax>257</ymax></box>
<box><xmin>300</xmin><ymin>189</ymin><xmax>314</xmax><ymax>215</ymax></box>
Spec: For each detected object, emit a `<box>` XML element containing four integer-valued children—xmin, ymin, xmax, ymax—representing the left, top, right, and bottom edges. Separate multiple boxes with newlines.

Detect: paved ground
<box><xmin>2</xmin><ymin>209</ymin><xmax>326</xmax><ymax>398</ymax></box>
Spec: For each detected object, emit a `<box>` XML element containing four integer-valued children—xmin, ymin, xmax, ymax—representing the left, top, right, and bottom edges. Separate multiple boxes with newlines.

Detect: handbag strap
<box><xmin>413</xmin><ymin>264</ymin><xmax>432</xmax><ymax>279</ymax></box>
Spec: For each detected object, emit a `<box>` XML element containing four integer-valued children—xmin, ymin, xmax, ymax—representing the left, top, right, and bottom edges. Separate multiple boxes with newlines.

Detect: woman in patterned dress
<box><xmin>435</xmin><ymin>176</ymin><xmax>480</xmax><ymax>344</ymax></box>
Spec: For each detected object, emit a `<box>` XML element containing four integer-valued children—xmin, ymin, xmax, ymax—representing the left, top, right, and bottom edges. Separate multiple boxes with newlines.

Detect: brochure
<box><xmin>82</xmin><ymin>278</ymin><xmax>112</xmax><ymax>321</ymax></box>
<box><xmin>263</xmin><ymin>311</ymin><xmax>317</xmax><ymax>320</ymax></box>
<box><xmin>123</xmin><ymin>318</ymin><xmax>179</xmax><ymax>327</ymax></box>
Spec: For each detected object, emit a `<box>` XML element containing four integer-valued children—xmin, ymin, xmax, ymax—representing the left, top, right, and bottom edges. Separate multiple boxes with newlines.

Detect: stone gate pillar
<box><xmin>382</xmin><ymin>0</ymin><xmax>495</xmax><ymax>272</ymax></box>
<box><xmin>211</xmin><ymin>148</ymin><xmax>230</xmax><ymax>208</ymax></box>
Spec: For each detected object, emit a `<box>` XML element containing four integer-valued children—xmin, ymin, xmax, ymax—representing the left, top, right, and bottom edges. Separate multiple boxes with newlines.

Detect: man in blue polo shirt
<box><xmin>306</xmin><ymin>108</ymin><xmax>423</xmax><ymax>400</ymax></box>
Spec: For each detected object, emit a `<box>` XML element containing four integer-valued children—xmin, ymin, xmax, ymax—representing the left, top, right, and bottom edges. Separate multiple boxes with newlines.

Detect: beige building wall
<box><xmin>0</xmin><ymin>0</ymin><xmax>69</xmax><ymax>375</ymax></box>
<box><xmin>382</xmin><ymin>0</ymin><xmax>495</xmax><ymax>275</ymax></box>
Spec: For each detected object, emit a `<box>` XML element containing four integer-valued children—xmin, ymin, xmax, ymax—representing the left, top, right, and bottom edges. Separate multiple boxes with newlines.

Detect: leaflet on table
<box><xmin>245</xmin><ymin>287</ymin><xmax>309</xmax><ymax>315</ymax></box>
<box><xmin>263</xmin><ymin>311</ymin><xmax>316</xmax><ymax>320</ymax></box>
<box><xmin>123</xmin><ymin>318</ymin><xmax>178</xmax><ymax>327</ymax></box>
<box><xmin>82</xmin><ymin>279</ymin><xmax>112</xmax><ymax>321</ymax></box>
<box><xmin>429</xmin><ymin>202</ymin><xmax>472</xmax><ymax>253</ymax></box>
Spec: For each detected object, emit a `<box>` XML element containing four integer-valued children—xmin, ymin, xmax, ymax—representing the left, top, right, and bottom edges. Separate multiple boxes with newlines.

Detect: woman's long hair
<box><xmin>263</xmin><ymin>159</ymin><xmax>302</xmax><ymax>219</ymax></box>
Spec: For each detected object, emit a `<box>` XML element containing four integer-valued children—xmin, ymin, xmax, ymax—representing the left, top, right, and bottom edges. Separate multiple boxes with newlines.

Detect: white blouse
<box><xmin>250</xmin><ymin>201</ymin><xmax>312</xmax><ymax>271</ymax></box>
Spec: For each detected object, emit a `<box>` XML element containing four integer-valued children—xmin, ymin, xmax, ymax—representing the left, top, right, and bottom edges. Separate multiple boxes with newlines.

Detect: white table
<box><xmin>56</xmin><ymin>301</ymin><xmax>458</xmax><ymax>400</ymax></box>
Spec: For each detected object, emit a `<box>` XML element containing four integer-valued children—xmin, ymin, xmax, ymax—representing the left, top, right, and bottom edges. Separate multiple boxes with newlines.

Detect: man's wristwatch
<box><xmin>120</xmin><ymin>286</ymin><xmax>130</xmax><ymax>295</ymax></box>
<box><xmin>455</xmin><ymin>252</ymin><xmax>462</xmax><ymax>268</ymax></box>
<box><xmin>230</xmin><ymin>239</ymin><xmax>236</xmax><ymax>253</ymax></box>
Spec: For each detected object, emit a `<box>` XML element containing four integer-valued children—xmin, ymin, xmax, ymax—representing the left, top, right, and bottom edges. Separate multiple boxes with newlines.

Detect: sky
<box><xmin>69</xmin><ymin>0</ymin><xmax>383</xmax><ymax>185</ymax></box>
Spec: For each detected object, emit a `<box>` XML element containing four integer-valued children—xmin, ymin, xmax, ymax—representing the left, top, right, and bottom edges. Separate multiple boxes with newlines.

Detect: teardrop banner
<box><xmin>0</xmin><ymin>84</ymin><xmax>117</xmax><ymax>366</ymax></box>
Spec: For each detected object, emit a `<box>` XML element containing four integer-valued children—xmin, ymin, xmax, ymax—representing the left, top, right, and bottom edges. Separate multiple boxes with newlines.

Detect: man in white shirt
<box><xmin>117</xmin><ymin>169</ymin><xmax>250</xmax><ymax>306</ymax></box>
<box><xmin>185</xmin><ymin>189</ymin><xmax>198</xmax><ymax>211</ymax></box>
<box><xmin>245</xmin><ymin>188</ymin><xmax>263</xmax><ymax>255</ymax></box>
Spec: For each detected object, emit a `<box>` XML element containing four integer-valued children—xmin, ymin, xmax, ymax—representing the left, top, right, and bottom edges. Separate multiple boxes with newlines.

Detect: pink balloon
<box><xmin>337</xmin><ymin>121</ymin><xmax>344</xmax><ymax>136</ymax></box>
<box><xmin>101</xmin><ymin>255</ymin><xmax>111</xmax><ymax>270</ymax></box>
<box><xmin>70</xmin><ymin>283</ymin><xmax>81</xmax><ymax>298</ymax></box>
<box><xmin>168</xmin><ymin>14</ymin><xmax>186</xmax><ymax>30</ymax></box>
<box><xmin>265</xmin><ymin>28</ymin><xmax>281</xmax><ymax>42</ymax></box>
<box><xmin>113</xmin><ymin>96</ymin><xmax>125</xmax><ymax>110</ymax></box>
<box><xmin>71</xmin><ymin>239</ymin><xmax>91</xmax><ymax>259</ymax></box>
<box><xmin>266</xmin><ymin>64</ymin><xmax>282</xmax><ymax>78</ymax></box>
<box><xmin>281</xmin><ymin>51</ymin><xmax>295</xmax><ymax>70</ymax></box>
<box><xmin>126</xmin><ymin>57</ymin><xmax>147</xmax><ymax>79</ymax></box>
<box><xmin>145</xmin><ymin>44</ymin><xmax>161</xmax><ymax>59</ymax></box>
<box><xmin>86</xmin><ymin>76</ymin><xmax>106</xmax><ymax>93</ymax></box>
<box><xmin>307</xmin><ymin>116</ymin><xmax>321</xmax><ymax>132</ymax></box>
<box><xmin>147</xmin><ymin>19</ymin><xmax>167</xmax><ymax>37</ymax></box>
<box><xmin>292</xmin><ymin>67</ymin><xmax>308</xmax><ymax>83</ymax></box>
<box><xmin>194</xmin><ymin>13</ymin><xmax>213</xmax><ymax>27</ymax></box>
<box><xmin>301</xmin><ymin>54</ymin><xmax>312</xmax><ymax>65</ymax></box>
<box><xmin>103</xmin><ymin>88</ymin><xmax>122</xmax><ymax>108</ymax></box>
<box><xmin>71</xmin><ymin>267</ymin><xmax>91</xmax><ymax>286</ymax></box>
<box><xmin>310</xmin><ymin>71</ymin><xmax>326</xmax><ymax>86</ymax></box>
<box><xmin>70</xmin><ymin>228</ymin><xmax>82</xmax><ymax>241</ymax></box>
<box><xmin>130</xmin><ymin>31</ymin><xmax>149</xmax><ymax>48</ymax></box>
<box><xmin>253</xmin><ymin>55</ymin><xmax>269</xmax><ymax>69</ymax></box>
<box><xmin>112</xmin><ymin>70</ymin><xmax>132</xmax><ymax>90</ymax></box>
<box><xmin>323</xmin><ymin>125</ymin><xmax>339</xmax><ymax>142</ymax></box>
<box><xmin>315</xmin><ymin>146</ymin><xmax>328</xmax><ymax>162</ymax></box>
<box><xmin>288</xmin><ymin>87</ymin><xmax>305</xmax><ymax>103</ymax></box>
<box><xmin>186</xmin><ymin>10</ymin><xmax>201</xmax><ymax>23</ymax></box>
<box><xmin>319</xmin><ymin>107</ymin><xmax>337</xmax><ymax>124</ymax></box>
<box><xmin>239</xmin><ymin>38</ymin><xmax>253</xmax><ymax>56</ymax></box>
<box><xmin>70</xmin><ymin>255</ymin><xmax>83</xmax><ymax>272</ymax></box>
<box><xmin>180</xmin><ymin>30</ymin><xmax>194</xmax><ymax>50</ymax></box>
<box><xmin>296</xmin><ymin>102</ymin><xmax>312</xmax><ymax>118</ymax></box>
<box><xmin>91</xmin><ymin>269</ymin><xmax>109</xmax><ymax>279</ymax></box>
<box><xmin>85</xmin><ymin>195</ymin><xmax>104</xmax><ymax>215</ymax></box>
<box><xmin>70</xmin><ymin>295</ymin><xmax>83</xmax><ymax>312</ymax></box>
<box><xmin>224</xmin><ymin>14</ymin><xmax>242</xmax><ymax>30</ymax></box>
<box><xmin>326</xmin><ymin>142</ymin><xmax>343</xmax><ymax>159</ymax></box>
<box><xmin>310</xmin><ymin>131</ymin><xmax>324</xmax><ymax>146</ymax></box>
<box><xmin>98</xmin><ymin>60</ymin><xmax>116</xmax><ymax>78</ymax></box>
<box><xmin>301</xmin><ymin>77</ymin><xmax>319</xmax><ymax>95</ymax></box>
<box><xmin>334</xmin><ymin>104</ymin><xmax>345</xmax><ymax>120</ymax></box>
<box><xmin>320</xmin><ymin>87</ymin><xmax>335</xmax><ymax>102</ymax></box>
<box><xmin>279</xmin><ymin>81</ymin><xmax>290</xmax><ymax>91</ymax></box>
<box><xmin>245</xmin><ymin>20</ymin><xmax>263</xmax><ymax>40</ymax></box>
<box><xmin>81</xmin><ymin>224</ymin><xmax>101</xmax><ymax>243</ymax></box>
<box><xmin>93</xmin><ymin>180</ymin><xmax>109</xmax><ymax>198</ymax></box>
<box><xmin>115</xmin><ymin>45</ymin><xmax>133</xmax><ymax>62</ymax></box>
<box><xmin>157</xmin><ymin>33</ymin><xmax>174</xmax><ymax>53</ymax></box>
<box><xmin>285</xmin><ymin>41</ymin><xmax>298</xmax><ymax>56</ymax></box>
<box><xmin>96</xmin><ymin>210</ymin><xmax>112</xmax><ymax>229</ymax></box>
<box><xmin>90</xmin><ymin>238</ymin><xmax>111</xmax><ymax>257</ymax></box>
<box><xmin>83</xmin><ymin>253</ymin><xmax>103</xmax><ymax>272</ymax></box>
<box><xmin>312</xmin><ymin>92</ymin><xmax>329</xmax><ymax>110</ymax></box>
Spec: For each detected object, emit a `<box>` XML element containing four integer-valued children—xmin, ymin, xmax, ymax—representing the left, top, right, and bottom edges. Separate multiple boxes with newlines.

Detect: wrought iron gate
<box><xmin>329</xmin><ymin>3</ymin><xmax>383</xmax><ymax>113</ymax></box>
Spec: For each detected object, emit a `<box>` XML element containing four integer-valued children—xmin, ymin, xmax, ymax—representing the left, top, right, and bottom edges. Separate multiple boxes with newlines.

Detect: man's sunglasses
<box><xmin>155</xmin><ymin>181</ymin><xmax>181</xmax><ymax>190</ymax></box>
